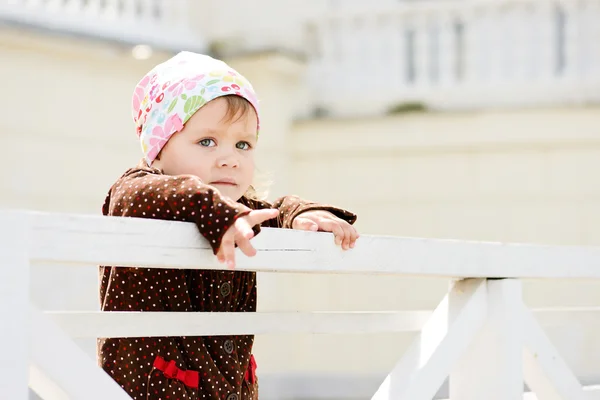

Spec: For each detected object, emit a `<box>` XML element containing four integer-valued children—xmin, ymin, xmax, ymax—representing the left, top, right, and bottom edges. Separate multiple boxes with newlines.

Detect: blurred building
<box><xmin>2</xmin><ymin>0</ymin><xmax>600</xmax><ymax>399</ymax></box>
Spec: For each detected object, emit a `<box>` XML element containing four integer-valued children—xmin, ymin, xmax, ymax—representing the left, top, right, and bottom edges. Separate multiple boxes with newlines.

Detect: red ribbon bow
<box><xmin>153</xmin><ymin>356</ymin><xmax>199</xmax><ymax>389</ymax></box>
<box><xmin>244</xmin><ymin>354</ymin><xmax>257</xmax><ymax>384</ymax></box>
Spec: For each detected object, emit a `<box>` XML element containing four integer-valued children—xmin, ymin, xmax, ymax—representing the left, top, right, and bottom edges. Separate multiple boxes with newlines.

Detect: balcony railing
<box><xmin>0</xmin><ymin>0</ymin><xmax>205</xmax><ymax>51</ymax></box>
<box><xmin>2</xmin><ymin>209</ymin><xmax>600</xmax><ymax>399</ymax></box>
<box><xmin>3</xmin><ymin>0</ymin><xmax>599</xmax><ymax>117</ymax></box>
<box><xmin>306</xmin><ymin>0</ymin><xmax>600</xmax><ymax>116</ymax></box>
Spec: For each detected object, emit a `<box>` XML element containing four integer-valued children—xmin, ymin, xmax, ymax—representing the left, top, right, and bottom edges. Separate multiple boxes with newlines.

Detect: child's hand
<box><xmin>217</xmin><ymin>209</ymin><xmax>278</xmax><ymax>269</ymax></box>
<box><xmin>292</xmin><ymin>210</ymin><xmax>359</xmax><ymax>250</ymax></box>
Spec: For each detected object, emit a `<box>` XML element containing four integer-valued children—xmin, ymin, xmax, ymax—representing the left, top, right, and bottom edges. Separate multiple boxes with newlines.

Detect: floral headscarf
<box><xmin>131</xmin><ymin>51</ymin><xmax>260</xmax><ymax>165</ymax></box>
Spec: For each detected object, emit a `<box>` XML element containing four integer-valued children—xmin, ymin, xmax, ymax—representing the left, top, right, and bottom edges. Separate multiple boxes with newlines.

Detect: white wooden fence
<box><xmin>2</xmin><ymin>209</ymin><xmax>600</xmax><ymax>399</ymax></box>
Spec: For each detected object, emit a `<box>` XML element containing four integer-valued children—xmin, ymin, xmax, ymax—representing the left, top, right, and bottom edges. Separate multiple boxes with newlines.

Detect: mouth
<box><xmin>210</xmin><ymin>179</ymin><xmax>238</xmax><ymax>186</ymax></box>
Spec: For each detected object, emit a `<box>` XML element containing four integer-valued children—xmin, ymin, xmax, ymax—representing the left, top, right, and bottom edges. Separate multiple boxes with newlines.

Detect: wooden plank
<box><xmin>46</xmin><ymin>310</ymin><xmax>432</xmax><ymax>338</ymax></box>
<box><xmin>42</xmin><ymin>306</ymin><xmax>600</xmax><ymax>338</ymax></box>
<box><xmin>29</xmin><ymin>364</ymin><xmax>69</xmax><ymax>400</ymax></box>
<box><xmin>47</xmin><ymin>306</ymin><xmax>600</xmax><ymax>338</ymax></box>
<box><xmin>20</xmin><ymin>210</ymin><xmax>600</xmax><ymax>279</ymax></box>
<box><xmin>450</xmin><ymin>279</ymin><xmax>524</xmax><ymax>400</ymax></box>
<box><xmin>522</xmin><ymin>307</ymin><xmax>587</xmax><ymax>400</ymax></box>
<box><xmin>0</xmin><ymin>212</ymin><xmax>29</xmax><ymax>400</ymax></box>
<box><xmin>29</xmin><ymin>305</ymin><xmax>131</xmax><ymax>400</ymax></box>
<box><xmin>371</xmin><ymin>279</ymin><xmax>487</xmax><ymax>400</ymax></box>
<box><xmin>438</xmin><ymin>385</ymin><xmax>600</xmax><ymax>400</ymax></box>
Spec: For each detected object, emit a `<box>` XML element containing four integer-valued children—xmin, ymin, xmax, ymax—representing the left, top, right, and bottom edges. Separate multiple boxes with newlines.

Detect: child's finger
<box><xmin>234</xmin><ymin>217</ymin><xmax>255</xmax><ymax>239</ymax></box>
<box><xmin>341</xmin><ymin>234</ymin><xmax>350</xmax><ymax>250</ymax></box>
<box><xmin>236</xmin><ymin>235</ymin><xmax>257</xmax><ymax>258</ymax></box>
<box><xmin>220</xmin><ymin>233</ymin><xmax>236</xmax><ymax>269</ymax></box>
<box><xmin>216</xmin><ymin>247</ymin><xmax>225</xmax><ymax>263</ymax></box>
<box><xmin>335</xmin><ymin>222</ymin><xmax>350</xmax><ymax>249</ymax></box>
<box><xmin>349</xmin><ymin>226</ymin><xmax>359</xmax><ymax>248</ymax></box>
<box><xmin>342</xmin><ymin>236</ymin><xmax>350</xmax><ymax>250</ymax></box>
<box><xmin>292</xmin><ymin>217</ymin><xmax>319</xmax><ymax>231</ymax></box>
<box><xmin>342</xmin><ymin>224</ymin><xmax>356</xmax><ymax>250</ymax></box>
<box><xmin>317</xmin><ymin>218</ymin><xmax>344</xmax><ymax>246</ymax></box>
<box><xmin>246</xmin><ymin>209</ymin><xmax>278</xmax><ymax>227</ymax></box>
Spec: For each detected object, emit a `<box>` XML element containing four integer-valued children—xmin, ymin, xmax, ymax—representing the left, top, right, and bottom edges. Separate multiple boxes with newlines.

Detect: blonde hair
<box><xmin>244</xmin><ymin>168</ymin><xmax>272</xmax><ymax>201</ymax></box>
<box><xmin>221</xmin><ymin>95</ymin><xmax>254</xmax><ymax>124</ymax></box>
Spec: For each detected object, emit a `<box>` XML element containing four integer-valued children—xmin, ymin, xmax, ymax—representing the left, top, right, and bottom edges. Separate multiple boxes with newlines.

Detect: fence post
<box><xmin>0</xmin><ymin>211</ymin><xmax>30</xmax><ymax>399</ymax></box>
<box><xmin>449</xmin><ymin>278</ymin><xmax>524</xmax><ymax>400</ymax></box>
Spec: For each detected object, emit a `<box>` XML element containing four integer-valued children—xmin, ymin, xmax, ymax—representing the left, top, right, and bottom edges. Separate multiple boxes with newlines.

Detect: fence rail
<box><xmin>2</xmin><ymin>210</ymin><xmax>600</xmax><ymax>399</ymax></box>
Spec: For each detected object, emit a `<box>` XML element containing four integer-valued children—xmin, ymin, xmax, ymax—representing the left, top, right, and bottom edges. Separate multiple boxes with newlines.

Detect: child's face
<box><xmin>152</xmin><ymin>97</ymin><xmax>257</xmax><ymax>201</ymax></box>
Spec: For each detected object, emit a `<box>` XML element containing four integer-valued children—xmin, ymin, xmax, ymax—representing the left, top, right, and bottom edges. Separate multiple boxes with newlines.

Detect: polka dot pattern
<box><xmin>102</xmin><ymin>161</ymin><xmax>253</xmax><ymax>255</ymax></box>
<box><xmin>98</xmin><ymin>160</ymin><xmax>357</xmax><ymax>399</ymax></box>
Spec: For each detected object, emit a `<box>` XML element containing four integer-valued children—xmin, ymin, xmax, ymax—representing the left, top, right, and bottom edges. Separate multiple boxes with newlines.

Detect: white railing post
<box><xmin>522</xmin><ymin>305</ymin><xmax>587</xmax><ymax>400</ymax></box>
<box><xmin>29</xmin><ymin>306</ymin><xmax>132</xmax><ymax>399</ymax></box>
<box><xmin>0</xmin><ymin>212</ymin><xmax>30</xmax><ymax>400</ymax></box>
<box><xmin>371</xmin><ymin>279</ymin><xmax>488</xmax><ymax>400</ymax></box>
<box><xmin>449</xmin><ymin>278</ymin><xmax>524</xmax><ymax>400</ymax></box>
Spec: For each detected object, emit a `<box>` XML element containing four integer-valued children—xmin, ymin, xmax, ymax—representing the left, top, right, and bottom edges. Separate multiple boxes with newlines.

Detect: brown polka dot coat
<box><xmin>98</xmin><ymin>160</ymin><xmax>357</xmax><ymax>400</ymax></box>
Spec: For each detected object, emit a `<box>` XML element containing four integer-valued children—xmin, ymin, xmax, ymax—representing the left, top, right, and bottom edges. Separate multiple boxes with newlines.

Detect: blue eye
<box><xmin>198</xmin><ymin>138</ymin><xmax>216</xmax><ymax>147</ymax></box>
<box><xmin>236</xmin><ymin>141</ymin><xmax>251</xmax><ymax>150</ymax></box>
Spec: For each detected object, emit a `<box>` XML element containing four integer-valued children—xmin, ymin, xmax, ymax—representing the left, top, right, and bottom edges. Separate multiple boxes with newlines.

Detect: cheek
<box><xmin>243</xmin><ymin>154</ymin><xmax>255</xmax><ymax>175</ymax></box>
<box><xmin>181</xmin><ymin>155</ymin><xmax>212</xmax><ymax>178</ymax></box>
<box><xmin>245</xmin><ymin>153</ymin><xmax>255</xmax><ymax>166</ymax></box>
<box><xmin>164</xmin><ymin>146</ymin><xmax>208</xmax><ymax>176</ymax></box>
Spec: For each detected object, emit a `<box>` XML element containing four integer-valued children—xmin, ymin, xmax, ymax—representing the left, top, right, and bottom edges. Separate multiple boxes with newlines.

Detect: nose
<box><xmin>216</xmin><ymin>149</ymin><xmax>239</xmax><ymax>168</ymax></box>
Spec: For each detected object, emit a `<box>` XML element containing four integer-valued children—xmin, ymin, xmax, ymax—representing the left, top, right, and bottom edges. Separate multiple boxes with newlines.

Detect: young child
<box><xmin>98</xmin><ymin>51</ymin><xmax>358</xmax><ymax>400</ymax></box>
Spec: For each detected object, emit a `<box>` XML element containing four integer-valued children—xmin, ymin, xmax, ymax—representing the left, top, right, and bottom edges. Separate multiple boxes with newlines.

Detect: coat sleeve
<box><xmin>103</xmin><ymin>169</ymin><xmax>254</xmax><ymax>254</ymax></box>
<box><xmin>244</xmin><ymin>195</ymin><xmax>357</xmax><ymax>228</ymax></box>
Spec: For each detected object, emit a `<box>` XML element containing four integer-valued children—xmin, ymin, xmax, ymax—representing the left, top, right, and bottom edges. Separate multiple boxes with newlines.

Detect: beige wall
<box><xmin>0</xmin><ymin>27</ymin><xmax>173</xmax><ymax>213</ymax></box>
<box><xmin>254</xmin><ymin>108</ymin><xmax>600</xmax><ymax>381</ymax></box>
<box><xmin>2</xmin><ymin>28</ymin><xmax>600</xmax><ymax>393</ymax></box>
<box><xmin>291</xmin><ymin>109</ymin><xmax>600</xmax><ymax>245</ymax></box>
